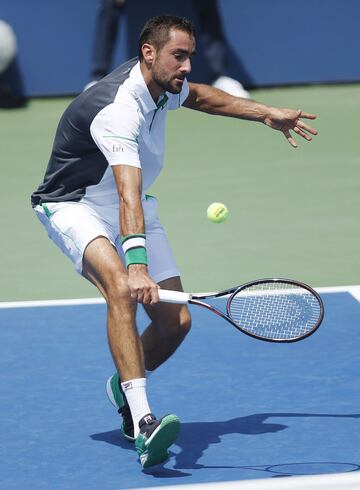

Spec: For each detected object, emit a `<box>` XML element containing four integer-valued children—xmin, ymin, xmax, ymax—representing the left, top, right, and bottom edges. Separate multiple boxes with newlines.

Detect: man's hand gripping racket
<box><xmin>158</xmin><ymin>278</ymin><xmax>324</xmax><ymax>343</ymax></box>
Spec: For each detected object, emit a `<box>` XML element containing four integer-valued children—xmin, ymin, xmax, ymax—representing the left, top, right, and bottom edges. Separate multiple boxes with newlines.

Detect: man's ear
<box><xmin>141</xmin><ymin>43</ymin><xmax>155</xmax><ymax>64</ymax></box>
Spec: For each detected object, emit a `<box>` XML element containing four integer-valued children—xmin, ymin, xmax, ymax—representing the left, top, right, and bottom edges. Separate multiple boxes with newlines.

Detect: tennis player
<box><xmin>31</xmin><ymin>15</ymin><xmax>317</xmax><ymax>468</ymax></box>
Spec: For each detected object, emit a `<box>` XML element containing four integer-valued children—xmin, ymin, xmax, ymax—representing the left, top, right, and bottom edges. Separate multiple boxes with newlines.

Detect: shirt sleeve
<box><xmin>90</xmin><ymin>100</ymin><xmax>141</xmax><ymax>167</ymax></box>
<box><xmin>167</xmin><ymin>78</ymin><xmax>190</xmax><ymax>110</ymax></box>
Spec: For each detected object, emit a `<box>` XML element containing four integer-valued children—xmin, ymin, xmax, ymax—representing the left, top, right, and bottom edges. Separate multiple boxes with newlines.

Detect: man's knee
<box><xmin>104</xmin><ymin>271</ymin><xmax>130</xmax><ymax>305</ymax></box>
<box><xmin>179</xmin><ymin>309</ymin><xmax>192</xmax><ymax>336</ymax></box>
<box><xmin>165</xmin><ymin>307</ymin><xmax>192</xmax><ymax>339</ymax></box>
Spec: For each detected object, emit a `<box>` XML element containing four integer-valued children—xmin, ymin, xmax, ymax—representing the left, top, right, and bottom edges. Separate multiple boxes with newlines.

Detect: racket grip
<box><xmin>158</xmin><ymin>289</ymin><xmax>191</xmax><ymax>304</ymax></box>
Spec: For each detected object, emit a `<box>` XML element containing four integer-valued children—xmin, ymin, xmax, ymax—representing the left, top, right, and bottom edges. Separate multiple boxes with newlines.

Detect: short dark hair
<box><xmin>138</xmin><ymin>15</ymin><xmax>195</xmax><ymax>60</ymax></box>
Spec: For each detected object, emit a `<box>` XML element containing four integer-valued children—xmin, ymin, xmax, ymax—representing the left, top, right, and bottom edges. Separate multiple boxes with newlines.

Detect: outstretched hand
<box><xmin>264</xmin><ymin>108</ymin><xmax>318</xmax><ymax>148</ymax></box>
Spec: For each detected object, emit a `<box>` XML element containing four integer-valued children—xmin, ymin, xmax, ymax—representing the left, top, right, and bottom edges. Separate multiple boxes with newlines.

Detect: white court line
<box><xmin>317</xmin><ymin>285</ymin><xmax>360</xmax><ymax>303</ymax></box>
<box><xmin>124</xmin><ymin>471</ymin><xmax>360</xmax><ymax>490</ymax></box>
<box><xmin>0</xmin><ymin>285</ymin><xmax>359</xmax><ymax>309</ymax></box>
<box><xmin>0</xmin><ymin>297</ymin><xmax>105</xmax><ymax>309</ymax></box>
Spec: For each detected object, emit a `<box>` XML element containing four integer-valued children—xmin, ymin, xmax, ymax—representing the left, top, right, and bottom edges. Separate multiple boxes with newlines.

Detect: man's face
<box><xmin>151</xmin><ymin>29</ymin><xmax>196</xmax><ymax>94</ymax></box>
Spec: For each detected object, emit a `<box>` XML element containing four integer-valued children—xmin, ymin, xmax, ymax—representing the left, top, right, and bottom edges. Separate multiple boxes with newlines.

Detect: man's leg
<box><xmin>141</xmin><ymin>276</ymin><xmax>192</xmax><ymax>372</ymax></box>
<box><xmin>82</xmin><ymin>237</ymin><xmax>180</xmax><ymax>466</ymax></box>
<box><xmin>82</xmin><ymin>236</ymin><xmax>145</xmax><ymax>381</ymax></box>
<box><xmin>83</xmin><ymin>236</ymin><xmax>154</xmax><ymax>438</ymax></box>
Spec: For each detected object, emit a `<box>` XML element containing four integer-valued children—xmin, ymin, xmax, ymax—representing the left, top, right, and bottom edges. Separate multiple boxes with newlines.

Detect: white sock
<box><xmin>121</xmin><ymin>378</ymin><xmax>151</xmax><ymax>438</ymax></box>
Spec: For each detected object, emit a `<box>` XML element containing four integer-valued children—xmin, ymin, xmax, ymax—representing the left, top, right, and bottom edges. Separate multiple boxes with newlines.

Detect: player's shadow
<box><xmin>90</xmin><ymin>412</ymin><xmax>360</xmax><ymax>476</ymax></box>
<box><xmin>172</xmin><ymin>412</ymin><xmax>360</xmax><ymax>470</ymax></box>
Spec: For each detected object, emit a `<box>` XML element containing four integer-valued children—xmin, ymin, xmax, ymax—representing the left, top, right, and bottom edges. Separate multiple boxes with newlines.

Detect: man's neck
<box><xmin>140</xmin><ymin>61</ymin><xmax>165</xmax><ymax>103</ymax></box>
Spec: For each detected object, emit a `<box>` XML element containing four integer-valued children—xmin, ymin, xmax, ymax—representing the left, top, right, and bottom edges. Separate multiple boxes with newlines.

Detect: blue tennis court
<box><xmin>1</xmin><ymin>288</ymin><xmax>359</xmax><ymax>489</ymax></box>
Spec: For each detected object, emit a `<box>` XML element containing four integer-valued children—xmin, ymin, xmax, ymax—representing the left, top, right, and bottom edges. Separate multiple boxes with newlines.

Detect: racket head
<box><xmin>226</xmin><ymin>278</ymin><xmax>324</xmax><ymax>342</ymax></box>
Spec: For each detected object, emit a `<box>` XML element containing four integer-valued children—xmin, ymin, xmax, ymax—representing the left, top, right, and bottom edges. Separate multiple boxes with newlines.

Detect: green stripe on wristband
<box><xmin>125</xmin><ymin>247</ymin><xmax>148</xmax><ymax>267</ymax></box>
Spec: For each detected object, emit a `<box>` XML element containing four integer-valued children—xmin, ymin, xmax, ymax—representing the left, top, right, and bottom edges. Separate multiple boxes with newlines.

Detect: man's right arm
<box><xmin>112</xmin><ymin>164</ymin><xmax>159</xmax><ymax>304</ymax></box>
<box><xmin>89</xmin><ymin>98</ymin><xmax>159</xmax><ymax>302</ymax></box>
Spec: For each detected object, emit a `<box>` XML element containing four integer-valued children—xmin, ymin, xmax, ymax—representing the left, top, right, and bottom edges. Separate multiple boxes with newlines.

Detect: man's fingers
<box><xmin>150</xmin><ymin>285</ymin><xmax>160</xmax><ymax>305</ymax></box>
<box><xmin>130</xmin><ymin>288</ymin><xmax>137</xmax><ymax>301</ymax></box>
<box><xmin>297</xmin><ymin>119</ymin><xmax>318</xmax><ymax>135</ymax></box>
<box><xmin>129</xmin><ymin>285</ymin><xmax>145</xmax><ymax>303</ymax></box>
<box><xmin>299</xmin><ymin>111</ymin><xmax>317</xmax><ymax>119</ymax></box>
<box><xmin>132</xmin><ymin>285</ymin><xmax>160</xmax><ymax>305</ymax></box>
<box><xmin>294</xmin><ymin>126</ymin><xmax>312</xmax><ymax>141</ymax></box>
<box><xmin>141</xmin><ymin>287</ymin><xmax>159</xmax><ymax>305</ymax></box>
<box><xmin>142</xmin><ymin>289</ymin><xmax>151</xmax><ymax>305</ymax></box>
<box><xmin>299</xmin><ymin>111</ymin><xmax>317</xmax><ymax>120</ymax></box>
<box><xmin>283</xmin><ymin>130</ymin><xmax>298</xmax><ymax>148</ymax></box>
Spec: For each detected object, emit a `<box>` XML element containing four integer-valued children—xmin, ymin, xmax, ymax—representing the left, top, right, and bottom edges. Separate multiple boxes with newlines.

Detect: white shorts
<box><xmin>34</xmin><ymin>195</ymin><xmax>180</xmax><ymax>283</ymax></box>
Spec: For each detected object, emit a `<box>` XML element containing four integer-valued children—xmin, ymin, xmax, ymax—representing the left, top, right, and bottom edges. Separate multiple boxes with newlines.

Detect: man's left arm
<box><xmin>183</xmin><ymin>82</ymin><xmax>318</xmax><ymax>148</ymax></box>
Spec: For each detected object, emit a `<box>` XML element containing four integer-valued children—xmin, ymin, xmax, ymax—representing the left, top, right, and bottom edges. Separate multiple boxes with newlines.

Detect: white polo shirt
<box><xmin>31</xmin><ymin>58</ymin><xmax>189</xmax><ymax>210</ymax></box>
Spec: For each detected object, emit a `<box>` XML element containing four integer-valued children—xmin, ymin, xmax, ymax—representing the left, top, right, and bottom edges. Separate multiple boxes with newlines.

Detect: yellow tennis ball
<box><xmin>207</xmin><ymin>202</ymin><xmax>228</xmax><ymax>223</ymax></box>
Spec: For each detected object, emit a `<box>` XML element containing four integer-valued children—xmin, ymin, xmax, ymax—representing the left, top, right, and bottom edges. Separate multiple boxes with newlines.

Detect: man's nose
<box><xmin>181</xmin><ymin>58</ymin><xmax>192</xmax><ymax>74</ymax></box>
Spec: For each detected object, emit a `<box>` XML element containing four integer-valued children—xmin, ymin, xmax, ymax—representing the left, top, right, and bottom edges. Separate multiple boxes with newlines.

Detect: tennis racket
<box><xmin>158</xmin><ymin>278</ymin><xmax>324</xmax><ymax>343</ymax></box>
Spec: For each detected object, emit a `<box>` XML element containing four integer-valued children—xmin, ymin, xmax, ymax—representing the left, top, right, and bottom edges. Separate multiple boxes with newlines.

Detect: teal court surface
<box><xmin>1</xmin><ymin>287</ymin><xmax>359</xmax><ymax>489</ymax></box>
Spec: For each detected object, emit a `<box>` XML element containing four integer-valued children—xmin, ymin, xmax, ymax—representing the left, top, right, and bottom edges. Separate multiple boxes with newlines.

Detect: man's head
<box><xmin>139</xmin><ymin>15</ymin><xmax>196</xmax><ymax>95</ymax></box>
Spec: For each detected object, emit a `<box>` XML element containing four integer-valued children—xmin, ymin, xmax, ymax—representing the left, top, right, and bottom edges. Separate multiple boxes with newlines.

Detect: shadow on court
<box><xmin>91</xmin><ymin>412</ymin><xmax>360</xmax><ymax>476</ymax></box>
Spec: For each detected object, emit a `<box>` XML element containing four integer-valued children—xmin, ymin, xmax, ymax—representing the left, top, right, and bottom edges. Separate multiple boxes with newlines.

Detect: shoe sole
<box><xmin>106</xmin><ymin>376</ymin><xmax>135</xmax><ymax>442</ymax></box>
<box><xmin>138</xmin><ymin>415</ymin><xmax>180</xmax><ymax>468</ymax></box>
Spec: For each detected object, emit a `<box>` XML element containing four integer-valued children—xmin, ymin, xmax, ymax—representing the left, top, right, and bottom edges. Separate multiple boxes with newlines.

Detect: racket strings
<box><xmin>228</xmin><ymin>282</ymin><xmax>322</xmax><ymax>340</ymax></box>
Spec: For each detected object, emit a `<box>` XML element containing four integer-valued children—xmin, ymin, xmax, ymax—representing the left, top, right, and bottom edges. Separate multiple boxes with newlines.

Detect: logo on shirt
<box><xmin>112</xmin><ymin>143</ymin><xmax>124</xmax><ymax>153</ymax></box>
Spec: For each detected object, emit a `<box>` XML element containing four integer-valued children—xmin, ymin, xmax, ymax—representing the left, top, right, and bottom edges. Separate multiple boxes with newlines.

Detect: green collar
<box><xmin>156</xmin><ymin>94</ymin><xmax>168</xmax><ymax>110</ymax></box>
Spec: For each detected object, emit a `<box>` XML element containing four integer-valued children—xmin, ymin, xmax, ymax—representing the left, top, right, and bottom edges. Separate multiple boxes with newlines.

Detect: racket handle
<box><xmin>158</xmin><ymin>289</ymin><xmax>191</xmax><ymax>304</ymax></box>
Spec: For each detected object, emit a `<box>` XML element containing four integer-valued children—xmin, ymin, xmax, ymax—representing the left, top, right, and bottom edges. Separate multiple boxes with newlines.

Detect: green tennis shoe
<box><xmin>135</xmin><ymin>413</ymin><xmax>180</xmax><ymax>468</ymax></box>
<box><xmin>106</xmin><ymin>373</ymin><xmax>135</xmax><ymax>442</ymax></box>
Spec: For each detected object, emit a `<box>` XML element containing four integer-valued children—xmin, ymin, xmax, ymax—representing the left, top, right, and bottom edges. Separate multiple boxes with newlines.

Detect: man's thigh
<box><xmin>82</xmin><ymin>235</ymin><xmax>129</xmax><ymax>299</ymax></box>
<box><xmin>34</xmin><ymin>201</ymin><xmax>117</xmax><ymax>274</ymax></box>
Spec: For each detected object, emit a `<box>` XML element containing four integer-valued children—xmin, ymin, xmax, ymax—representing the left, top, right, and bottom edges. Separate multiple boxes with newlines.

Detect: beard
<box><xmin>152</xmin><ymin>63</ymin><xmax>184</xmax><ymax>94</ymax></box>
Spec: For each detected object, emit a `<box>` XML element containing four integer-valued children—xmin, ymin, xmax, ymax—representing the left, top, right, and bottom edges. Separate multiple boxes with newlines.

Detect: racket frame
<box><xmin>188</xmin><ymin>278</ymin><xmax>324</xmax><ymax>343</ymax></box>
